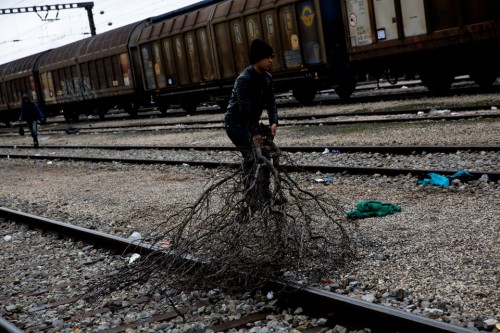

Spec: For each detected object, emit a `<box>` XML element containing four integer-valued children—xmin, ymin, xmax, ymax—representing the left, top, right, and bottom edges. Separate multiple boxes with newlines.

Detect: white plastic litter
<box><xmin>3</xmin><ymin>235</ymin><xmax>12</xmax><ymax>242</ymax></box>
<box><xmin>429</xmin><ymin>109</ymin><xmax>450</xmax><ymax>117</ymax></box>
<box><xmin>322</xmin><ymin>148</ymin><xmax>330</xmax><ymax>154</ymax></box>
<box><xmin>128</xmin><ymin>231</ymin><xmax>142</xmax><ymax>242</ymax></box>
<box><xmin>128</xmin><ymin>253</ymin><xmax>141</xmax><ymax>264</ymax></box>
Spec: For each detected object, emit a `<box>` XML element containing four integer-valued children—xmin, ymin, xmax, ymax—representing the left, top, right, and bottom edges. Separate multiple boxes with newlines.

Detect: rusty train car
<box><xmin>343</xmin><ymin>0</ymin><xmax>500</xmax><ymax>93</ymax></box>
<box><xmin>0</xmin><ymin>0</ymin><xmax>499</xmax><ymax>125</ymax></box>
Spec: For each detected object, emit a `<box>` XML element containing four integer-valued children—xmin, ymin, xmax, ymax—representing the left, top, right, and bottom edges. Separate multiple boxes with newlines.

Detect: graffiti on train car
<box><xmin>58</xmin><ymin>77</ymin><xmax>96</xmax><ymax>103</ymax></box>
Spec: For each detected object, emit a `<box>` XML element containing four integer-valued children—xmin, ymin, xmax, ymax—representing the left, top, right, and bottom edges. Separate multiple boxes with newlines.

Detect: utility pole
<box><xmin>0</xmin><ymin>2</ymin><xmax>96</xmax><ymax>36</ymax></box>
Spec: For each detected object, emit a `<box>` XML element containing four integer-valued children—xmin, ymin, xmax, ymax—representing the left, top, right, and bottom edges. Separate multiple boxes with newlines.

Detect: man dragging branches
<box><xmin>224</xmin><ymin>39</ymin><xmax>282</xmax><ymax>212</ymax></box>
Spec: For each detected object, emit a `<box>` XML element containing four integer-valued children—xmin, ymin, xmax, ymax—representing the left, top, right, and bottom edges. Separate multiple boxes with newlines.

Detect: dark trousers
<box><xmin>26</xmin><ymin>120</ymin><xmax>39</xmax><ymax>143</ymax></box>
<box><xmin>225</xmin><ymin>122</ymin><xmax>271</xmax><ymax>204</ymax></box>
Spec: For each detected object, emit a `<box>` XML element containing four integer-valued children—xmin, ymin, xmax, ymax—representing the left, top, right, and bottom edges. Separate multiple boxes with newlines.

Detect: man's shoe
<box><xmin>34</xmin><ymin>141</ymin><xmax>39</xmax><ymax>148</ymax></box>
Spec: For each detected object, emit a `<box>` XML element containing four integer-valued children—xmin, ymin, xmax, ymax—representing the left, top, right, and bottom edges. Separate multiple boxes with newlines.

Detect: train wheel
<box><xmin>470</xmin><ymin>71</ymin><xmax>497</xmax><ymax>88</ymax></box>
<box><xmin>128</xmin><ymin>109</ymin><xmax>138</xmax><ymax>118</ymax></box>
<box><xmin>181</xmin><ymin>100</ymin><xmax>198</xmax><ymax>115</ymax></box>
<box><xmin>293</xmin><ymin>88</ymin><xmax>316</xmax><ymax>105</ymax></box>
<box><xmin>63</xmin><ymin>110</ymin><xmax>78</xmax><ymax>122</ymax></box>
<box><xmin>158</xmin><ymin>103</ymin><xmax>170</xmax><ymax>116</ymax></box>
<box><xmin>335</xmin><ymin>80</ymin><xmax>356</xmax><ymax>100</ymax></box>
<box><xmin>216</xmin><ymin>99</ymin><xmax>229</xmax><ymax>112</ymax></box>
<box><xmin>420</xmin><ymin>70</ymin><xmax>453</xmax><ymax>95</ymax></box>
<box><xmin>98</xmin><ymin>109</ymin><xmax>107</xmax><ymax>120</ymax></box>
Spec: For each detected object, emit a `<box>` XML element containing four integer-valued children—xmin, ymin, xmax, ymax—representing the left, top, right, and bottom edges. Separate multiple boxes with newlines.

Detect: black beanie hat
<box><xmin>249</xmin><ymin>39</ymin><xmax>274</xmax><ymax>64</ymax></box>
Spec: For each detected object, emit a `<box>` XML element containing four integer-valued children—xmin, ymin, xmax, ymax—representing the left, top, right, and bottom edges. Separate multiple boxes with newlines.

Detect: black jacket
<box><xmin>20</xmin><ymin>101</ymin><xmax>43</xmax><ymax>122</ymax></box>
<box><xmin>224</xmin><ymin>66</ymin><xmax>278</xmax><ymax>135</ymax></box>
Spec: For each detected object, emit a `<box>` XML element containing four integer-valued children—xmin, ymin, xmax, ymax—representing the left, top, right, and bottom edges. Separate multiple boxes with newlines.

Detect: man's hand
<box><xmin>252</xmin><ymin>134</ymin><xmax>264</xmax><ymax>145</ymax></box>
<box><xmin>270</xmin><ymin>123</ymin><xmax>277</xmax><ymax>137</ymax></box>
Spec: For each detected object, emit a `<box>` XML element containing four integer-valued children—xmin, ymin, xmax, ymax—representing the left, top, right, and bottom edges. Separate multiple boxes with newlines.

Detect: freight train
<box><xmin>1</xmin><ymin>0</ymin><xmax>499</xmax><ymax>125</ymax></box>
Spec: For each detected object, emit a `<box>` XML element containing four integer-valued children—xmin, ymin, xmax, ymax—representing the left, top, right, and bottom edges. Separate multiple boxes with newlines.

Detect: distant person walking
<box><xmin>19</xmin><ymin>94</ymin><xmax>44</xmax><ymax>148</ymax></box>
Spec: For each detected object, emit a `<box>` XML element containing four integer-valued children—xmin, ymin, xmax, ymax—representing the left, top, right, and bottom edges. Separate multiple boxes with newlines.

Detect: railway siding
<box><xmin>0</xmin><ymin>155</ymin><xmax>498</xmax><ymax>331</ymax></box>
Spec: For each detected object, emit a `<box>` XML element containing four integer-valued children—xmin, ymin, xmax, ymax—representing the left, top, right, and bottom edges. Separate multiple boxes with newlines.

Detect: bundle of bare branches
<box><xmin>86</xmin><ymin>139</ymin><xmax>357</xmax><ymax>301</ymax></box>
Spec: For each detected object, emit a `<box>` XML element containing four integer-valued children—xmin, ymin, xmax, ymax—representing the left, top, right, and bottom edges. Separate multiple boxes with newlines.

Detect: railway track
<box><xmin>1</xmin><ymin>144</ymin><xmax>499</xmax><ymax>154</ymax></box>
<box><xmin>33</xmin><ymin>77</ymin><xmax>500</xmax><ymax>125</ymax></box>
<box><xmin>0</xmin><ymin>208</ymin><xmax>476</xmax><ymax>333</ymax></box>
<box><xmin>1</xmin><ymin>104</ymin><xmax>498</xmax><ymax>137</ymax></box>
<box><xmin>1</xmin><ymin>149</ymin><xmax>499</xmax><ymax>181</ymax></box>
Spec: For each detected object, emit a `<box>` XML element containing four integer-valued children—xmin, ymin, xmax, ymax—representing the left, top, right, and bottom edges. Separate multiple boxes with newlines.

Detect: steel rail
<box><xmin>0</xmin><ymin>207</ymin><xmax>155</xmax><ymax>256</ymax></box>
<box><xmin>0</xmin><ymin>109</ymin><xmax>497</xmax><ymax>136</ymax></box>
<box><xmin>1</xmin><ymin>153</ymin><xmax>499</xmax><ymax>181</ymax></box>
<box><xmin>41</xmin><ymin>107</ymin><xmax>500</xmax><ymax>131</ymax></box>
<box><xmin>48</xmin><ymin>111</ymin><xmax>500</xmax><ymax>132</ymax></box>
<box><xmin>0</xmin><ymin>316</ymin><xmax>25</xmax><ymax>333</ymax></box>
<box><xmin>0</xmin><ymin>208</ymin><xmax>474</xmax><ymax>333</ymax></box>
<box><xmin>0</xmin><ymin>144</ymin><xmax>498</xmax><ymax>154</ymax></box>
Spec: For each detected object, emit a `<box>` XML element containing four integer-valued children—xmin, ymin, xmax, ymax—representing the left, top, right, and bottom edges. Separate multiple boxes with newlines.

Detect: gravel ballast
<box><xmin>1</xmin><ymin>95</ymin><xmax>499</xmax><ymax>332</ymax></box>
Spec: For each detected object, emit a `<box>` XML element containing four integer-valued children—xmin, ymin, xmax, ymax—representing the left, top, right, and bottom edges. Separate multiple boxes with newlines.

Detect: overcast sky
<box><xmin>0</xmin><ymin>0</ymin><xmax>202</xmax><ymax>65</ymax></box>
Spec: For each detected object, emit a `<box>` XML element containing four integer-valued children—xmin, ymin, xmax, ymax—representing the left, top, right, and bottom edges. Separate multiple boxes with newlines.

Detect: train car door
<box><xmin>428</xmin><ymin>0</ymin><xmax>459</xmax><ymax>31</ymax></box>
<box><xmin>345</xmin><ymin>0</ymin><xmax>373</xmax><ymax>46</ymax></box>
<box><xmin>279</xmin><ymin>4</ymin><xmax>303</xmax><ymax>68</ymax></box>
<box><xmin>297</xmin><ymin>0</ymin><xmax>324</xmax><ymax>65</ymax></box>
<box><xmin>151</xmin><ymin>41</ymin><xmax>167</xmax><ymax>89</ymax></box>
<box><xmin>319</xmin><ymin>0</ymin><xmax>347</xmax><ymax>62</ymax></box>
<box><xmin>196</xmin><ymin>28</ymin><xmax>216</xmax><ymax>81</ymax></box>
<box><xmin>229</xmin><ymin>18</ymin><xmax>248</xmax><ymax>74</ymax></box>
<box><xmin>0</xmin><ymin>79</ymin><xmax>6</xmax><ymax>110</ymax></box>
<box><xmin>400</xmin><ymin>0</ymin><xmax>427</xmax><ymax>37</ymax></box>
<box><xmin>173</xmin><ymin>35</ymin><xmax>191</xmax><ymax>86</ymax></box>
<box><xmin>261</xmin><ymin>10</ymin><xmax>283</xmax><ymax>71</ymax></box>
<box><xmin>140</xmin><ymin>44</ymin><xmax>157</xmax><ymax>90</ymax></box>
<box><xmin>372</xmin><ymin>0</ymin><xmax>398</xmax><ymax>41</ymax></box>
<box><xmin>214</xmin><ymin>22</ymin><xmax>236</xmax><ymax>79</ymax></box>
<box><xmin>161</xmin><ymin>38</ymin><xmax>178</xmax><ymax>87</ymax></box>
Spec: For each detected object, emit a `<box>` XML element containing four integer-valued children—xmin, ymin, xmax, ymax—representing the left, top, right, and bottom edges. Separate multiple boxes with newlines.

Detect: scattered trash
<box><xmin>417</xmin><ymin>111</ymin><xmax>426</xmax><ymax>117</ymax></box>
<box><xmin>449</xmin><ymin>170</ymin><xmax>474</xmax><ymax>182</ymax></box>
<box><xmin>128</xmin><ymin>253</ymin><xmax>141</xmax><ymax>264</ymax></box>
<box><xmin>157</xmin><ymin>240</ymin><xmax>171</xmax><ymax>248</ymax></box>
<box><xmin>428</xmin><ymin>109</ymin><xmax>451</xmax><ymax>117</ymax></box>
<box><xmin>346</xmin><ymin>200</ymin><xmax>401</xmax><ymax>219</ymax></box>
<box><xmin>47</xmin><ymin>161</ymin><xmax>53</xmax><ymax>165</ymax></box>
<box><xmin>491</xmin><ymin>106</ymin><xmax>498</xmax><ymax>110</ymax></box>
<box><xmin>401</xmin><ymin>85</ymin><xmax>409</xmax><ymax>89</ymax></box>
<box><xmin>418</xmin><ymin>170</ymin><xmax>474</xmax><ymax>187</ymax></box>
<box><xmin>322</xmin><ymin>148</ymin><xmax>340</xmax><ymax>154</ymax></box>
<box><xmin>418</xmin><ymin>173</ymin><xmax>450</xmax><ymax>187</ymax></box>
<box><xmin>64</xmin><ymin>127</ymin><xmax>80</xmax><ymax>134</ymax></box>
<box><xmin>266</xmin><ymin>291</ymin><xmax>274</xmax><ymax>300</ymax></box>
<box><xmin>3</xmin><ymin>235</ymin><xmax>12</xmax><ymax>242</ymax></box>
<box><xmin>182</xmin><ymin>163</ymin><xmax>190</xmax><ymax>167</ymax></box>
<box><xmin>128</xmin><ymin>231</ymin><xmax>142</xmax><ymax>243</ymax></box>
<box><xmin>479</xmin><ymin>174</ymin><xmax>489</xmax><ymax>182</ymax></box>
<box><xmin>33</xmin><ymin>180</ymin><xmax>43</xmax><ymax>185</ymax></box>
<box><xmin>313</xmin><ymin>177</ymin><xmax>333</xmax><ymax>184</ymax></box>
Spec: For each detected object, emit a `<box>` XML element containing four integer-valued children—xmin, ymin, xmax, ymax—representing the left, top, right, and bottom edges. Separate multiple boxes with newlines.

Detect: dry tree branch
<box><xmin>85</xmin><ymin>138</ymin><xmax>358</xmax><ymax>303</ymax></box>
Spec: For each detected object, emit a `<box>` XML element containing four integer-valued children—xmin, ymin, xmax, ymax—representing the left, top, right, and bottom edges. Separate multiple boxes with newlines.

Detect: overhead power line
<box><xmin>0</xmin><ymin>2</ymin><xmax>97</xmax><ymax>36</ymax></box>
